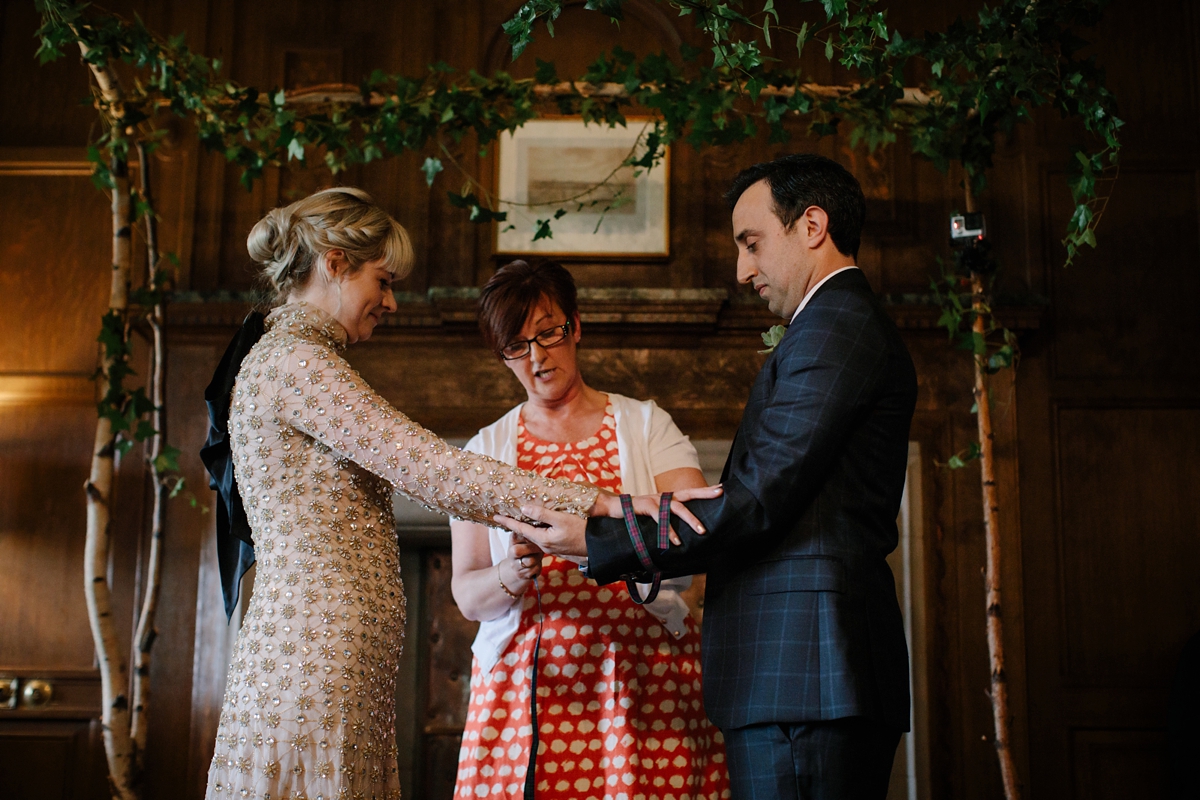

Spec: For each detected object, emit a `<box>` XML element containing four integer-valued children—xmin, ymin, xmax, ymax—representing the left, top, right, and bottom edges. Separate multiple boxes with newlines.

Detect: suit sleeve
<box><xmin>585</xmin><ymin>299</ymin><xmax>888</xmax><ymax>584</ymax></box>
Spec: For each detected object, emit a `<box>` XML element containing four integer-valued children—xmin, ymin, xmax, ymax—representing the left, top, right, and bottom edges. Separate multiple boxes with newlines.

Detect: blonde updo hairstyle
<box><xmin>247</xmin><ymin>187</ymin><xmax>414</xmax><ymax>304</ymax></box>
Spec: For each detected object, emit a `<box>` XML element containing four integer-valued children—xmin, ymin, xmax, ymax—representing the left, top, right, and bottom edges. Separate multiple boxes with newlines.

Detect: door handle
<box><xmin>21</xmin><ymin>679</ymin><xmax>53</xmax><ymax>708</ymax></box>
<box><xmin>0</xmin><ymin>677</ymin><xmax>16</xmax><ymax>709</ymax></box>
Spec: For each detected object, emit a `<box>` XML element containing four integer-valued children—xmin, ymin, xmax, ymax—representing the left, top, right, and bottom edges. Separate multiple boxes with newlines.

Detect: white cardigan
<box><xmin>463</xmin><ymin>393</ymin><xmax>700</xmax><ymax>672</ymax></box>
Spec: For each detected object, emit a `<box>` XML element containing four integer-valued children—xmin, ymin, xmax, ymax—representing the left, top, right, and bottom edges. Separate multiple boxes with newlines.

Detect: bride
<box><xmin>202</xmin><ymin>186</ymin><xmax>716</xmax><ymax>799</ymax></box>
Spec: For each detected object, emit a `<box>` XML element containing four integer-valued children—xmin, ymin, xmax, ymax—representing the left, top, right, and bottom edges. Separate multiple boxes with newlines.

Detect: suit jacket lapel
<box><xmin>720</xmin><ymin>344</ymin><xmax>778</xmax><ymax>481</ymax></box>
<box><xmin>720</xmin><ymin>270</ymin><xmax>869</xmax><ymax>480</ymax></box>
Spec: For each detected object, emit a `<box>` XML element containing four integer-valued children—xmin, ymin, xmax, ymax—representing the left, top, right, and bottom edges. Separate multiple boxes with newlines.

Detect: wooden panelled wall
<box><xmin>0</xmin><ymin>0</ymin><xmax>1196</xmax><ymax>798</ymax></box>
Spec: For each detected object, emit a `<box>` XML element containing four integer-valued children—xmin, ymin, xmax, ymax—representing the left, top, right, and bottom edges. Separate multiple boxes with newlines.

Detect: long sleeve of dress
<box><xmin>231</xmin><ymin>320</ymin><xmax>598</xmax><ymax>527</ymax></box>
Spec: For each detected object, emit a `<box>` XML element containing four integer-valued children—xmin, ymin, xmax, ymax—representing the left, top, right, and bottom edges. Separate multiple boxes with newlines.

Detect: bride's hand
<box><xmin>589</xmin><ymin>485</ymin><xmax>723</xmax><ymax>545</ymax></box>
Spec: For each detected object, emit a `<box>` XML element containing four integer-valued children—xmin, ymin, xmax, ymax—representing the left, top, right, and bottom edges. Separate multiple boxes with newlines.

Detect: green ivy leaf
<box><xmin>134</xmin><ymin>419</ymin><xmax>158</xmax><ymax>442</ymax></box>
<box><xmin>583</xmin><ymin>0</ymin><xmax>625</xmax><ymax>20</ymax></box>
<box><xmin>534</xmin><ymin>58</ymin><xmax>558</xmax><ymax>84</ymax></box>
<box><xmin>421</xmin><ymin>156</ymin><xmax>444</xmax><ymax>187</ymax></box>
<box><xmin>532</xmin><ymin>218</ymin><xmax>554</xmax><ymax>240</ymax></box>
<box><xmin>154</xmin><ymin>444</ymin><xmax>182</xmax><ymax>474</ymax></box>
<box><xmin>946</xmin><ymin>441</ymin><xmax>982</xmax><ymax>470</ymax></box>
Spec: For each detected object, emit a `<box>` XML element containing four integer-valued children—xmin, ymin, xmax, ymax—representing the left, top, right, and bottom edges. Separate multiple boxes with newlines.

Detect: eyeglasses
<box><xmin>499</xmin><ymin>321</ymin><xmax>572</xmax><ymax>360</ymax></box>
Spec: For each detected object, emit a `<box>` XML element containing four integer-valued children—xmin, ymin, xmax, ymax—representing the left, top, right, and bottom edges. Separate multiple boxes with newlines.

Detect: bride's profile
<box><xmin>201</xmin><ymin>187</ymin><xmax>715</xmax><ymax>799</ymax></box>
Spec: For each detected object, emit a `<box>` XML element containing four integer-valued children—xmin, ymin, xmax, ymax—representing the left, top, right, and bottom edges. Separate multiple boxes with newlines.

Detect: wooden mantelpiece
<box><xmin>165</xmin><ymin>287</ymin><xmax>1045</xmax><ymax>336</ymax></box>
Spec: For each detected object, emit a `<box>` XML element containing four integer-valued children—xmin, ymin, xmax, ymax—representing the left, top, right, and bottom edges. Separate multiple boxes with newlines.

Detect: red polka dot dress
<box><xmin>454</xmin><ymin>402</ymin><xmax>730</xmax><ymax>800</ymax></box>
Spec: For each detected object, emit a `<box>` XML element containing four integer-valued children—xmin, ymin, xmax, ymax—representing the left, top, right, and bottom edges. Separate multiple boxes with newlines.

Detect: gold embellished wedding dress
<box><xmin>205</xmin><ymin>302</ymin><xmax>597</xmax><ymax>800</ymax></box>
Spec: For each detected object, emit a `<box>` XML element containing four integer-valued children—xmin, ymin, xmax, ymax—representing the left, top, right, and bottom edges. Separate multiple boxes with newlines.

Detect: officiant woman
<box><xmin>450</xmin><ymin>260</ymin><xmax>730</xmax><ymax>800</ymax></box>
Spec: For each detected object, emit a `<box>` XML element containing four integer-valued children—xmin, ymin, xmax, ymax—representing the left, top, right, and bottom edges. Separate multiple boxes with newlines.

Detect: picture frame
<box><xmin>494</xmin><ymin>118</ymin><xmax>670</xmax><ymax>258</ymax></box>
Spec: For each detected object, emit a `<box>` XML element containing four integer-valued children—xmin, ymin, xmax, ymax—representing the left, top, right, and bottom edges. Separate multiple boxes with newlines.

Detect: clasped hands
<box><xmin>495</xmin><ymin>485</ymin><xmax>722</xmax><ymax>559</ymax></box>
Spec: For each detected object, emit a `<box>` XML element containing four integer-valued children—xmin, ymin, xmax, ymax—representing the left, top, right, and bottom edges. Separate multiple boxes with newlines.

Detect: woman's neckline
<box><xmin>518</xmin><ymin>395</ymin><xmax>612</xmax><ymax>446</ymax></box>
<box><xmin>265</xmin><ymin>300</ymin><xmax>349</xmax><ymax>351</ymax></box>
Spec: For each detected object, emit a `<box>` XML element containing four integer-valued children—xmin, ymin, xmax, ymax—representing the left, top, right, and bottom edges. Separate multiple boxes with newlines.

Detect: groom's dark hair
<box><xmin>478</xmin><ymin>259</ymin><xmax>579</xmax><ymax>356</ymax></box>
<box><xmin>725</xmin><ymin>153</ymin><xmax>867</xmax><ymax>259</ymax></box>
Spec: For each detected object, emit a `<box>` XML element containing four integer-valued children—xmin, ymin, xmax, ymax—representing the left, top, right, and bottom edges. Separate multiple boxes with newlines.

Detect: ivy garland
<box><xmin>35</xmin><ymin>2</ymin><xmax>1120</xmax><ymax>797</ymax></box>
<box><xmin>35</xmin><ymin>0</ymin><xmax>1118</xmax><ymax>547</ymax></box>
<box><xmin>38</xmin><ymin>0</ymin><xmax>1120</xmax><ymax>417</ymax></box>
<box><xmin>34</xmin><ymin>0</ymin><xmax>1120</xmax><ymax>501</ymax></box>
<box><xmin>37</xmin><ymin>0</ymin><xmax>1119</xmax><ymax>250</ymax></box>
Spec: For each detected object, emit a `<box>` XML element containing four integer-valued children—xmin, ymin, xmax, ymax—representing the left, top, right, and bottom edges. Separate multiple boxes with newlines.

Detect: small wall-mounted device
<box><xmin>949</xmin><ymin>212</ymin><xmax>986</xmax><ymax>247</ymax></box>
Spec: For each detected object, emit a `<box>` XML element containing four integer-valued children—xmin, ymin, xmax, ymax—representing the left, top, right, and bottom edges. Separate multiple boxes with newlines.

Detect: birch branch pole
<box><xmin>129</xmin><ymin>142</ymin><xmax>166</xmax><ymax>769</ymax></box>
<box><xmin>78</xmin><ymin>37</ymin><xmax>162</xmax><ymax>800</ymax></box>
<box><xmin>964</xmin><ymin>185</ymin><xmax>1020</xmax><ymax>800</ymax></box>
<box><xmin>79</xmin><ymin>60</ymin><xmax>138</xmax><ymax>800</ymax></box>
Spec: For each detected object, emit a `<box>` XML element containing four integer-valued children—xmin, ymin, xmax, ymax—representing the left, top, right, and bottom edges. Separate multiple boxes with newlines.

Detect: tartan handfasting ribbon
<box><xmin>621</xmin><ymin>493</ymin><xmax>674</xmax><ymax>605</ymax></box>
<box><xmin>657</xmin><ymin>492</ymin><xmax>673</xmax><ymax>550</ymax></box>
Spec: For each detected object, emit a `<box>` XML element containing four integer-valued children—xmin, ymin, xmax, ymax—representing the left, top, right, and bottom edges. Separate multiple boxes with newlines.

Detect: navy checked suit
<box><xmin>586</xmin><ymin>269</ymin><xmax>917</xmax><ymax>770</ymax></box>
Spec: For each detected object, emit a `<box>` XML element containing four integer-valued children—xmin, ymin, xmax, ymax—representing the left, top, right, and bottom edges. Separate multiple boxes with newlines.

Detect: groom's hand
<box><xmin>495</xmin><ymin>506</ymin><xmax>588</xmax><ymax>557</ymax></box>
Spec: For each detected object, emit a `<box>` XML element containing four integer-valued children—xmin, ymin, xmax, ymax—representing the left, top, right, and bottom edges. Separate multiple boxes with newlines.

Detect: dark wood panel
<box><xmin>0</xmin><ymin>2</ymin><xmax>94</xmax><ymax>148</ymax></box>
<box><xmin>422</xmin><ymin>550</ymin><xmax>477</xmax><ymax>736</ymax></box>
<box><xmin>420</xmin><ymin>550</ymin><xmax>476</xmax><ymax>800</ymax></box>
<box><xmin>1047</xmin><ymin>168</ymin><xmax>1200</xmax><ymax>382</ymax></box>
<box><xmin>203</xmin><ymin>0</ymin><xmax>432</xmax><ymax>291</ymax></box>
<box><xmin>0</xmin><ymin>404</ymin><xmax>108</xmax><ymax>671</ymax></box>
<box><xmin>0</xmin><ymin>390</ymin><xmax>146</xmax><ymax>800</ymax></box>
<box><xmin>423</xmin><ymin>732</ymin><xmax>465</xmax><ymax>800</ymax></box>
<box><xmin>1047</xmin><ymin>0</ymin><xmax>1199</xmax><ymax>151</ymax></box>
<box><xmin>148</xmin><ymin>340</ymin><xmax>229</xmax><ymax>800</ymax></box>
<box><xmin>0</xmin><ymin>173</ymin><xmax>112</xmax><ymax>374</ymax></box>
<box><xmin>1057</xmin><ymin>407</ymin><xmax>1200</xmax><ymax>688</ymax></box>
<box><xmin>0</xmin><ymin>720</ymin><xmax>107</xmax><ymax>800</ymax></box>
<box><xmin>1070</xmin><ymin>728</ymin><xmax>1168</xmax><ymax>800</ymax></box>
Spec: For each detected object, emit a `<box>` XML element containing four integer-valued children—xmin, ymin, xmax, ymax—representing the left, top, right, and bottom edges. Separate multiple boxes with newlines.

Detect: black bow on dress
<box><xmin>199</xmin><ymin>311</ymin><xmax>266</xmax><ymax>621</ymax></box>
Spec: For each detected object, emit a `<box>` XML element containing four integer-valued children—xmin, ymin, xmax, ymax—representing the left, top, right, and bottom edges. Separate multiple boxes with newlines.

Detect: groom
<box><xmin>503</xmin><ymin>153</ymin><xmax>917</xmax><ymax>799</ymax></box>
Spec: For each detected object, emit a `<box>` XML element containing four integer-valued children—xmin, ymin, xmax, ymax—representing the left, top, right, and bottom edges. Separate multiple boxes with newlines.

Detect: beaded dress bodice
<box><xmin>205</xmin><ymin>302</ymin><xmax>597</xmax><ymax>800</ymax></box>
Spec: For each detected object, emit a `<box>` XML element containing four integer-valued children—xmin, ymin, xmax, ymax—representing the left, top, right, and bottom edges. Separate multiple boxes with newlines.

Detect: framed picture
<box><xmin>494</xmin><ymin>118</ymin><xmax>670</xmax><ymax>257</ymax></box>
